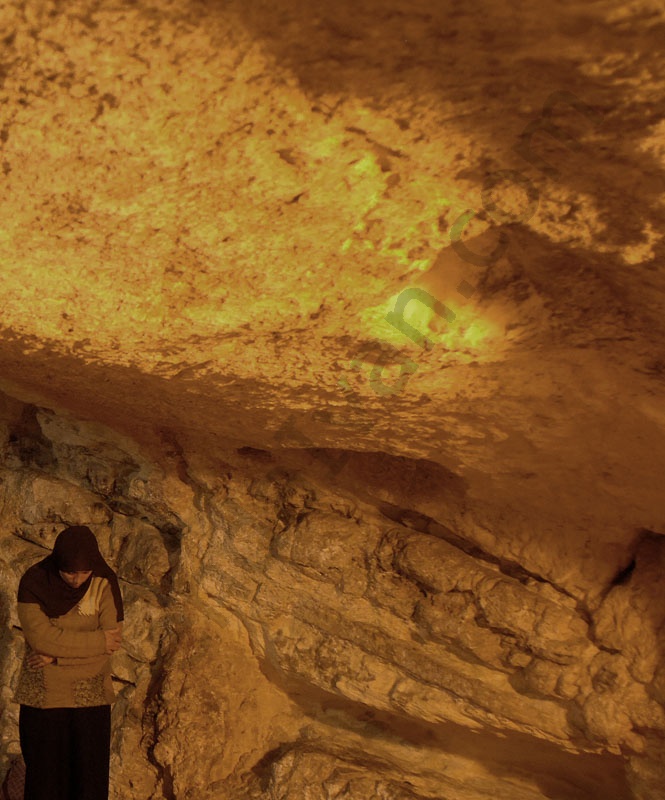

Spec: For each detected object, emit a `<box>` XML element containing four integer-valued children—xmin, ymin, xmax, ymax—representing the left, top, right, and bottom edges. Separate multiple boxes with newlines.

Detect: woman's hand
<box><xmin>27</xmin><ymin>653</ymin><xmax>55</xmax><ymax>670</ymax></box>
<box><xmin>104</xmin><ymin>628</ymin><xmax>122</xmax><ymax>654</ymax></box>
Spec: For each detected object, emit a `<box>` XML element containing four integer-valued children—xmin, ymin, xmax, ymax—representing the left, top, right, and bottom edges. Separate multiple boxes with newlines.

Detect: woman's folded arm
<box><xmin>18</xmin><ymin>602</ymin><xmax>106</xmax><ymax>658</ymax></box>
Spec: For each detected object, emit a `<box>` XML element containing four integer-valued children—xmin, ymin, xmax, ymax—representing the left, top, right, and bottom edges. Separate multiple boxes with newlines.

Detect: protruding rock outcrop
<box><xmin>1</xmin><ymin>399</ymin><xmax>663</xmax><ymax>798</ymax></box>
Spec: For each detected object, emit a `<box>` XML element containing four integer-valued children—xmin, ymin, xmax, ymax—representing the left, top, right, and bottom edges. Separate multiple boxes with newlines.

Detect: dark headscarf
<box><xmin>18</xmin><ymin>526</ymin><xmax>124</xmax><ymax>621</ymax></box>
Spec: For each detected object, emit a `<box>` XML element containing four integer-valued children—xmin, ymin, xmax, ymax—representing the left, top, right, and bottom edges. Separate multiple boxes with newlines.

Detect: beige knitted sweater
<box><xmin>15</xmin><ymin>577</ymin><xmax>121</xmax><ymax>709</ymax></box>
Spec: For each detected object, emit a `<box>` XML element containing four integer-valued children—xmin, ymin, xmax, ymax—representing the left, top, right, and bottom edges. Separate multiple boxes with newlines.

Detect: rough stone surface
<box><xmin>0</xmin><ymin>396</ymin><xmax>662</xmax><ymax>798</ymax></box>
<box><xmin>0</xmin><ymin>0</ymin><xmax>664</xmax><ymax>797</ymax></box>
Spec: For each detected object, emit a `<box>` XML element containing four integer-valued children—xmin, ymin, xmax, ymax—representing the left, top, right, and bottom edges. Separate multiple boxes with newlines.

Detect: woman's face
<box><xmin>58</xmin><ymin>570</ymin><xmax>92</xmax><ymax>588</ymax></box>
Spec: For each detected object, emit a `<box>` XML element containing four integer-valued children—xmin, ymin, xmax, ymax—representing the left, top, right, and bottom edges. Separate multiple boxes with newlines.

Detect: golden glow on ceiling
<box><xmin>360</xmin><ymin>292</ymin><xmax>500</xmax><ymax>360</ymax></box>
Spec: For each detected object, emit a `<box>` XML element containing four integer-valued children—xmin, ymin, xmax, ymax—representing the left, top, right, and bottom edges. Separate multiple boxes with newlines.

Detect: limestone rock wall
<box><xmin>1</xmin><ymin>392</ymin><xmax>663</xmax><ymax>799</ymax></box>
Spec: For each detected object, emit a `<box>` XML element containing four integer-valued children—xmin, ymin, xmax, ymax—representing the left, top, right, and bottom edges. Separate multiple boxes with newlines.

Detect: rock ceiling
<box><xmin>1</xmin><ymin>0</ymin><xmax>665</xmax><ymax>797</ymax></box>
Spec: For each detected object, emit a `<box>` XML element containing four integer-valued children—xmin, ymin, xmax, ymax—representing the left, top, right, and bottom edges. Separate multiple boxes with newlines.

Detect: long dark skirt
<box><xmin>19</xmin><ymin>705</ymin><xmax>111</xmax><ymax>800</ymax></box>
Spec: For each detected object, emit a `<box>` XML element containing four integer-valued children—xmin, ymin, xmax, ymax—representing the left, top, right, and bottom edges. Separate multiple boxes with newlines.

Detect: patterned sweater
<box><xmin>15</xmin><ymin>577</ymin><xmax>121</xmax><ymax>709</ymax></box>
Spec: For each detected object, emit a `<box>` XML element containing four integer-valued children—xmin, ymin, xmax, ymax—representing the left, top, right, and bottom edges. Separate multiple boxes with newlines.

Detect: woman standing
<box><xmin>14</xmin><ymin>526</ymin><xmax>124</xmax><ymax>800</ymax></box>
